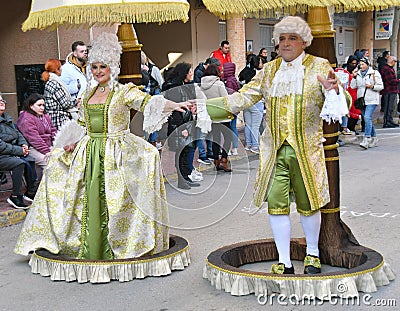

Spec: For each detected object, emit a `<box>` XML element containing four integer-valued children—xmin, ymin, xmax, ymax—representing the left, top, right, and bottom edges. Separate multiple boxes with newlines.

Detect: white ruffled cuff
<box><xmin>320</xmin><ymin>87</ymin><xmax>349</xmax><ymax>124</ymax></box>
<box><xmin>52</xmin><ymin>119</ymin><xmax>86</xmax><ymax>149</ymax></box>
<box><xmin>142</xmin><ymin>95</ymin><xmax>172</xmax><ymax>133</ymax></box>
<box><xmin>196</xmin><ymin>99</ymin><xmax>212</xmax><ymax>134</ymax></box>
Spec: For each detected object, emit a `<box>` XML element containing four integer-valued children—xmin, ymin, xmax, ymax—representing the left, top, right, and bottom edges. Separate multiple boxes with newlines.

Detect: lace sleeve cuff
<box><xmin>320</xmin><ymin>87</ymin><xmax>349</xmax><ymax>124</ymax></box>
<box><xmin>142</xmin><ymin>95</ymin><xmax>172</xmax><ymax>133</ymax></box>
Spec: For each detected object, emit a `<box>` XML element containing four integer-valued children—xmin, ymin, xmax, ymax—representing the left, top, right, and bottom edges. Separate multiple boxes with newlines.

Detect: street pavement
<box><xmin>0</xmin><ymin>125</ymin><xmax>399</xmax><ymax>311</ymax></box>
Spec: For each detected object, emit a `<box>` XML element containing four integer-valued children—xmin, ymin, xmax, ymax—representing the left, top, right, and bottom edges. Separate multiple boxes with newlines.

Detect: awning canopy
<box><xmin>202</xmin><ymin>0</ymin><xmax>400</xmax><ymax>18</ymax></box>
<box><xmin>22</xmin><ymin>0</ymin><xmax>190</xmax><ymax>32</ymax></box>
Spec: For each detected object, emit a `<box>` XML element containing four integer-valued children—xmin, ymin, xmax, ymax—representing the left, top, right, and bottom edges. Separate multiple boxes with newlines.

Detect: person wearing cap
<box><xmin>194</xmin><ymin>57</ymin><xmax>221</xmax><ymax>83</ymax></box>
<box><xmin>204</xmin><ymin>16</ymin><xmax>349</xmax><ymax>275</ymax></box>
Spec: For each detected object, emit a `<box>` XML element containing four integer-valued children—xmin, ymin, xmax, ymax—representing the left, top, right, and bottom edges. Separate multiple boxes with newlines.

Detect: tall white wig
<box><xmin>273</xmin><ymin>16</ymin><xmax>313</xmax><ymax>47</ymax></box>
<box><xmin>87</xmin><ymin>32</ymin><xmax>122</xmax><ymax>86</ymax></box>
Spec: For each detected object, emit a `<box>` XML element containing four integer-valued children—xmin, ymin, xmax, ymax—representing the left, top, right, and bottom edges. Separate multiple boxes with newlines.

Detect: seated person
<box><xmin>17</xmin><ymin>93</ymin><xmax>57</xmax><ymax>183</ymax></box>
<box><xmin>0</xmin><ymin>93</ymin><xmax>37</xmax><ymax>209</ymax></box>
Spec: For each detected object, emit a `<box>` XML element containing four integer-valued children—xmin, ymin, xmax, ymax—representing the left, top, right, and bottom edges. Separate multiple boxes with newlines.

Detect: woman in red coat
<box><xmin>346</xmin><ymin>65</ymin><xmax>362</xmax><ymax>133</ymax></box>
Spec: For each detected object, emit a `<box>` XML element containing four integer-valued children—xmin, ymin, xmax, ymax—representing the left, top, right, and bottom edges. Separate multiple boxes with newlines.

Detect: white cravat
<box><xmin>270</xmin><ymin>52</ymin><xmax>305</xmax><ymax>98</ymax></box>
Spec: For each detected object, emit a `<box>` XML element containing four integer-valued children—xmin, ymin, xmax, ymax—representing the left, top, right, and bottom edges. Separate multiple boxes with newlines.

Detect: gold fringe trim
<box><xmin>22</xmin><ymin>3</ymin><xmax>190</xmax><ymax>31</ymax></box>
<box><xmin>202</xmin><ymin>0</ymin><xmax>395</xmax><ymax>19</ymax></box>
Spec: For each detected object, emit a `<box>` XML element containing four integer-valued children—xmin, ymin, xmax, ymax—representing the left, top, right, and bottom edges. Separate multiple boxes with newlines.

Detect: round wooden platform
<box><xmin>204</xmin><ymin>238</ymin><xmax>395</xmax><ymax>298</ymax></box>
<box><xmin>29</xmin><ymin>235</ymin><xmax>190</xmax><ymax>283</ymax></box>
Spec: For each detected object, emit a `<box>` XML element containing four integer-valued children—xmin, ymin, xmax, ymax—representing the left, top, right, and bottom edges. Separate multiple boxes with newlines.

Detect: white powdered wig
<box><xmin>87</xmin><ymin>32</ymin><xmax>122</xmax><ymax>86</ymax></box>
<box><xmin>273</xmin><ymin>16</ymin><xmax>313</xmax><ymax>47</ymax></box>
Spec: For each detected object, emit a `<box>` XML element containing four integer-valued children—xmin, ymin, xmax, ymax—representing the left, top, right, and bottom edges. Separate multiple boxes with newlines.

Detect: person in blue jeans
<box><xmin>244</xmin><ymin>100</ymin><xmax>264</xmax><ymax>153</ymax></box>
<box><xmin>229</xmin><ymin>115</ymin><xmax>239</xmax><ymax>155</ymax></box>
<box><xmin>238</xmin><ymin>54</ymin><xmax>264</xmax><ymax>154</ymax></box>
<box><xmin>196</xmin><ymin>128</ymin><xmax>213</xmax><ymax>164</ymax></box>
<box><xmin>350</xmin><ymin>57</ymin><xmax>383</xmax><ymax>149</ymax></box>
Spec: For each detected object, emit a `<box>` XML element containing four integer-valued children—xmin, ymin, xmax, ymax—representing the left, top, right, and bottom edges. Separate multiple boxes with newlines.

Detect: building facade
<box><xmin>0</xmin><ymin>1</ymin><xmax>398</xmax><ymax>120</ymax></box>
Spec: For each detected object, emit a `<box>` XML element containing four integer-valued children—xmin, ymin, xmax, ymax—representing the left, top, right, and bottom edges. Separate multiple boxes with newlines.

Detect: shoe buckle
<box><xmin>270</xmin><ymin>263</ymin><xmax>285</xmax><ymax>274</ymax></box>
<box><xmin>304</xmin><ymin>255</ymin><xmax>321</xmax><ymax>269</ymax></box>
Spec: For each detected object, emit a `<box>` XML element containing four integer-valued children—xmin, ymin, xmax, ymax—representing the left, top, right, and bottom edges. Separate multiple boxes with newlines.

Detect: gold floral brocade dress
<box><xmin>15</xmin><ymin>82</ymin><xmax>170</xmax><ymax>260</ymax></box>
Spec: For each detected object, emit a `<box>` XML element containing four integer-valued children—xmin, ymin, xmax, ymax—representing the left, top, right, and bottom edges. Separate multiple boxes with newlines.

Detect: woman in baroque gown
<box><xmin>14</xmin><ymin>33</ymin><xmax>191</xmax><ymax>262</ymax></box>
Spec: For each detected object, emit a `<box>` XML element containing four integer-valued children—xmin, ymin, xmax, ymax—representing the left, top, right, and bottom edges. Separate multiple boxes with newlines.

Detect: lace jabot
<box><xmin>270</xmin><ymin>52</ymin><xmax>305</xmax><ymax>98</ymax></box>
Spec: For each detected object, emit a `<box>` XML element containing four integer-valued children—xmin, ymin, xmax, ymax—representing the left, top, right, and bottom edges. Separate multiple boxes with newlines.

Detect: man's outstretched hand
<box><xmin>317</xmin><ymin>69</ymin><xmax>339</xmax><ymax>94</ymax></box>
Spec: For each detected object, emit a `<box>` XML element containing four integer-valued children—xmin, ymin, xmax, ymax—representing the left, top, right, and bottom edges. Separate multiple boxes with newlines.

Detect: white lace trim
<box><xmin>320</xmin><ymin>87</ymin><xmax>349</xmax><ymax>124</ymax></box>
<box><xmin>203</xmin><ymin>261</ymin><xmax>395</xmax><ymax>298</ymax></box>
<box><xmin>270</xmin><ymin>53</ymin><xmax>305</xmax><ymax>98</ymax></box>
<box><xmin>142</xmin><ymin>95</ymin><xmax>172</xmax><ymax>133</ymax></box>
<box><xmin>29</xmin><ymin>247</ymin><xmax>190</xmax><ymax>283</ymax></box>
<box><xmin>195</xmin><ymin>99</ymin><xmax>212</xmax><ymax>133</ymax></box>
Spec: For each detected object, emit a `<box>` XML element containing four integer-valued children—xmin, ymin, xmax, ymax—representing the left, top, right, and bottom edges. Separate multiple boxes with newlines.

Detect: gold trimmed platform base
<box><xmin>203</xmin><ymin>238</ymin><xmax>395</xmax><ymax>298</ymax></box>
<box><xmin>29</xmin><ymin>235</ymin><xmax>190</xmax><ymax>283</ymax></box>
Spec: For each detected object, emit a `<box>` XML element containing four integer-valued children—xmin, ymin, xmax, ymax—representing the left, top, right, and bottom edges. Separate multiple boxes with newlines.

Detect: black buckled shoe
<box><xmin>270</xmin><ymin>263</ymin><xmax>295</xmax><ymax>274</ymax></box>
<box><xmin>304</xmin><ymin>255</ymin><xmax>322</xmax><ymax>274</ymax></box>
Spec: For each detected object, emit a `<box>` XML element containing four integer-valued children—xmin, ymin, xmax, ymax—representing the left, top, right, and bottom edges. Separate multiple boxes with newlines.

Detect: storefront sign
<box><xmin>375</xmin><ymin>8</ymin><xmax>395</xmax><ymax>40</ymax></box>
<box><xmin>333</xmin><ymin>12</ymin><xmax>357</xmax><ymax>28</ymax></box>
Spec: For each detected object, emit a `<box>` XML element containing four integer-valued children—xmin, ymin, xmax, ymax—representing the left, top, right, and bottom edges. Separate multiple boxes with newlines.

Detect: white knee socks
<box><xmin>300</xmin><ymin>211</ymin><xmax>321</xmax><ymax>257</ymax></box>
<box><xmin>269</xmin><ymin>215</ymin><xmax>292</xmax><ymax>267</ymax></box>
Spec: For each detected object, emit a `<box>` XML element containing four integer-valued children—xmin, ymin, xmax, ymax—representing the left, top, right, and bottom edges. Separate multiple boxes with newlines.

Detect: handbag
<box><xmin>354</xmin><ymin>86</ymin><xmax>368</xmax><ymax>110</ymax></box>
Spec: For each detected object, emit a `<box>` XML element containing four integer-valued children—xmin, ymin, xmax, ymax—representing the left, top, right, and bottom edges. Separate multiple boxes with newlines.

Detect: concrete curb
<box><xmin>0</xmin><ymin>208</ymin><xmax>26</xmax><ymax>228</ymax></box>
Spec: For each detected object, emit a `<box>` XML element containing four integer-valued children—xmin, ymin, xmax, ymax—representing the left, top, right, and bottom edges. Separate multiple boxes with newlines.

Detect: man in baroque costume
<box><xmin>205</xmin><ymin>16</ymin><xmax>349</xmax><ymax>274</ymax></box>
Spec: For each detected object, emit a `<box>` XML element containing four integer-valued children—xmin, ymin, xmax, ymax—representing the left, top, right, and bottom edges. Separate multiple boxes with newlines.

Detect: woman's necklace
<box><xmin>99</xmin><ymin>84</ymin><xmax>108</xmax><ymax>93</ymax></box>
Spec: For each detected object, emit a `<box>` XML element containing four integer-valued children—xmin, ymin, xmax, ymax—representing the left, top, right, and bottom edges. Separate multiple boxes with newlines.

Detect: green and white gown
<box><xmin>15</xmin><ymin>82</ymin><xmax>170</xmax><ymax>260</ymax></box>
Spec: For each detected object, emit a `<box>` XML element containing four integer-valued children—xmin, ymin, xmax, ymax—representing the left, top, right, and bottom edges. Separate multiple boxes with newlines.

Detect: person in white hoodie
<box><xmin>61</xmin><ymin>41</ymin><xmax>88</xmax><ymax>102</ymax></box>
<box><xmin>200</xmin><ymin>64</ymin><xmax>232</xmax><ymax>172</ymax></box>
